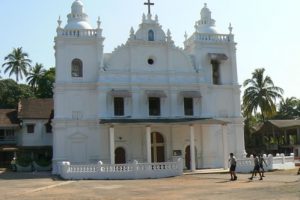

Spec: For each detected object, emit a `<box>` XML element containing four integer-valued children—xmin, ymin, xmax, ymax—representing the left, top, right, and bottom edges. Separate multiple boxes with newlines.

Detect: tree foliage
<box><xmin>275</xmin><ymin>97</ymin><xmax>300</xmax><ymax>119</ymax></box>
<box><xmin>0</xmin><ymin>79</ymin><xmax>34</xmax><ymax>108</ymax></box>
<box><xmin>35</xmin><ymin>67</ymin><xmax>55</xmax><ymax>98</ymax></box>
<box><xmin>2</xmin><ymin>47</ymin><xmax>31</xmax><ymax>82</ymax></box>
<box><xmin>1</xmin><ymin>47</ymin><xmax>56</xmax><ymax>108</ymax></box>
<box><xmin>242</xmin><ymin>68</ymin><xmax>283</xmax><ymax>121</ymax></box>
<box><xmin>26</xmin><ymin>63</ymin><xmax>46</xmax><ymax>92</ymax></box>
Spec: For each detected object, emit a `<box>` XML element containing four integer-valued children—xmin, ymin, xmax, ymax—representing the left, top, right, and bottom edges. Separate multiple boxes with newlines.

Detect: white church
<box><xmin>53</xmin><ymin>0</ymin><xmax>246</xmax><ymax>179</ymax></box>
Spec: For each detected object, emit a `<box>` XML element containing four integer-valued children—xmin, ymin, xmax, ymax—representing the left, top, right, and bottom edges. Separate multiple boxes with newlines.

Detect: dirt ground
<box><xmin>0</xmin><ymin>168</ymin><xmax>299</xmax><ymax>200</ymax></box>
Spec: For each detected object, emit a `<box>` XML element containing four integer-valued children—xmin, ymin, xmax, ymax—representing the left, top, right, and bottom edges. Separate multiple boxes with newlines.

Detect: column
<box><xmin>146</xmin><ymin>126</ymin><xmax>152</xmax><ymax>163</ymax></box>
<box><xmin>109</xmin><ymin>126</ymin><xmax>115</xmax><ymax>165</ymax></box>
<box><xmin>222</xmin><ymin>125</ymin><xmax>229</xmax><ymax>169</ymax></box>
<box><xmin>190</xmin><ymin>125</ymin><xmax>196</xmax><ymax>171</ymax></box>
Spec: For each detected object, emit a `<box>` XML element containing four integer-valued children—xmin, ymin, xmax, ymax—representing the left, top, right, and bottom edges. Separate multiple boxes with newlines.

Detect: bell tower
<box><xmin>52</xmin><ymin>0</ymin><xmax>105</xmax><ymax>173</ymax></box>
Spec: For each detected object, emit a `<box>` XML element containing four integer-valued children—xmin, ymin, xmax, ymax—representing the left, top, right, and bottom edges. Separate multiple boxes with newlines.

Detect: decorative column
<box><xmin>222</xmin><ymin>125</ymin><xmax>229</xmax><ymax>169</ymax></box>
<box><xmin>190</xmin><ymin>125</ymin><xmax>196</xmax><ymax>171</ymax></box>
<box><xmin>109</xmin><ymin>126</ymin><xmax>115</xmax><ymax>165</ymax></box>
<box><xmin>146</xmin><ymin>126</ymin><xmax>152</xmax><ymax>163</ymax></box>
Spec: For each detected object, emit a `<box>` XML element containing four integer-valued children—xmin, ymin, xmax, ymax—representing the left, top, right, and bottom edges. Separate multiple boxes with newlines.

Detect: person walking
<box><xmin>249</xmin><ymin>154</ymin><xmax>263</xmax><ymax>180</ymax></box>
<box><xmin>229</xmin><ymin>153</ymin><xmax>237</xmax><ymax>181</ymax></box>
<box><xmin>258</xmin><ymin>154</ymin><xmax>267</xmax><ymax>177</ymax></box>
<box><xmin>10</xmin><ymin>157</ymin><xmax>16</xmax><ymax>171</ymax></box>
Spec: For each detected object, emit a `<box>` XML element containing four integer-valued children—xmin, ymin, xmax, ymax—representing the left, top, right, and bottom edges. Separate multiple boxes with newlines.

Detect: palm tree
<box><xmin>26</xmin><ymin>63</ymin><xmax>45</xmax><ymax>92</ymax></box>
<box><xmin>2</xmin><ymin>47</ymin><xmax>31</xmax><ymax>82</ymax></box>
<box><xmin>277</xmin><ymin>97</ymin><xmax>300</xmax><ymax>119</ymax></box>
<box><xmin>243</xmin><ymin>68</ymin><xmax>283</xmax><ymax>121</ymax></box>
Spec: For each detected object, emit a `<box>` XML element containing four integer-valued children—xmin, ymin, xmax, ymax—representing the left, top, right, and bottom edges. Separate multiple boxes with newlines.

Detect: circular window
<box><xmin>148</xmin><ymin>58</ymin><xmax>154</xmax><ymax>65</ymax></box>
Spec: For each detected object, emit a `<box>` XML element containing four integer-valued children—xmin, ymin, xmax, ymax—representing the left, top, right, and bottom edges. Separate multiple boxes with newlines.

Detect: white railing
<box><xmin>236</xmin><ymin>153</ymin><xmax>295</xmax><ymax>173</ymax></box>
<box><xmin>58</xmin><ymin>159</ymin><xmax>183</xmax><ymax>180</ymax></box>
<box><xmin>193</xmin><ymin>33</ymin><xmax>232</xmax><ymax>43</ymax></box>
<box><xmin>57</xmin><ymin>29</ymin><xmax>98</xmax><ymax>38</ymax></box>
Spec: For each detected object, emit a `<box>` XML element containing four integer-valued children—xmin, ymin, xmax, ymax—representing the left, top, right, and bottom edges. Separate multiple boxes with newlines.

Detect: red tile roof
<box><xmin>18</xmin><ymin>99</ymin><xmax>53</xmax><ymax>119</ymax></box>
<box><xmin>0</xmin><ymin>109</ymin><xmax>19</xmax><ymax>128</ymax></box>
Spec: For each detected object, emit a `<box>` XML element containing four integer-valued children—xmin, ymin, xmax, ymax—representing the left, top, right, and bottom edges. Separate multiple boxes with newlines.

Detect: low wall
<box><xmin>236</xmin><ymin>153</ymin><xmax>295</xmax><ymax>173</ymax></box>
<box><xmin>58</xmin><ymin>159</ymin><xmax>183</xmax><ymax>180</ymax></box>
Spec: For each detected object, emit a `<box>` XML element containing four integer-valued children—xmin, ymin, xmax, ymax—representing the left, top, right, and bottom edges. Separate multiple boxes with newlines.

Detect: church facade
<box><xmin>52</xmin><ymin>0</ymin><xmax>245</xmax><ymax>175</ymax></box>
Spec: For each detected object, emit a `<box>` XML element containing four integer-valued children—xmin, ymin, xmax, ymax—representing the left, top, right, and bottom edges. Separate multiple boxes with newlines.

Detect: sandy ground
<box><xmin>0</xmin><ymin>168</ymin><xmax>299</xmax><ymax>200</ymax></box>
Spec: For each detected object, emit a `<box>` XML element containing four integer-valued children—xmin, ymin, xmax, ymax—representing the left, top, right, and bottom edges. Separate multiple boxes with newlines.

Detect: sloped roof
<box><xmin>18</xmin><ymin>99</ymin><xmax>53</xmax><ymax>119</ymax></box>
<box><xmin>0</xmin><ymin>109</ymin><xmax>19</xmax><ymax>128</ymax></box>
<box><xmin>268</xmin><ymin>120</ymin><xmax>300</xmax><ymax>128</ymax></box>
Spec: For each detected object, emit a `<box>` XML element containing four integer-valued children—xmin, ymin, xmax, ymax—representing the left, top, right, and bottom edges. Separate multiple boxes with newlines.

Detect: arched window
<box><xmin>211</xmin><ymin>60</ymin><xmax>220</xmax><ymax>85</ymax></box>
<box><xmin>71</xmin><ymin>58</ymin><xmax>83</xmax><ymax>77</ymax></box>
<box><xmin>148</xmin><ymin>30</ymin><xmax>154</xmax><ymax>41</ymax></box>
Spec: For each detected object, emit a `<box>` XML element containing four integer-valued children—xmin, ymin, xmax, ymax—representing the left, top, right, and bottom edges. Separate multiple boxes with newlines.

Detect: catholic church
<box><xmin>52</xmin><ymin>0</ymin><xmax>246</xmax><ymax>177</ymax></box>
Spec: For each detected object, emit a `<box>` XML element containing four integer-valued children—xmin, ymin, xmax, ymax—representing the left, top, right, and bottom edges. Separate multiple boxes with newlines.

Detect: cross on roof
<box><xmin>144</xmin><ymin>0</ymin><xmax>154</xmax><ymax>15</ymax></box>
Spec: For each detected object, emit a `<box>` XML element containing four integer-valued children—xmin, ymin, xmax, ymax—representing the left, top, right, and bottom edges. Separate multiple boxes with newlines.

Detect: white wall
<box><xmin>19</xmin><ymin>119</ymin><xmax>52</xmax><ymax>146</ymax></box>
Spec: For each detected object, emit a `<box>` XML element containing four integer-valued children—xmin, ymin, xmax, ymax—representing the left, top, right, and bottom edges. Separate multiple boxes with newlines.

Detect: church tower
<box><xmin>54</xmin><ymin>0</ymin><xmax>104</xmax><ymax>84</ymax></box>
<box><xmin>52</xmin><ymin>0</ymin><xmax>104</xmax><ymax>173</ymax></box>
<box><xmin>184</xmin><ymin>3</ymin><xmax>238</xmax><ymax>86</ymax></box>
<box><xmin>184</xmin><ymin>4</ymin><xmax>245</xmax><ymax>158</ymax></box>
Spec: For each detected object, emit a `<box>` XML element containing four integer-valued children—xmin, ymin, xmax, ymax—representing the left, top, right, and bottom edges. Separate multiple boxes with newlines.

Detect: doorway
<box><xmin>115</xmin><ymin>147</ymin><xmax>126</xmax><ymax>164</ymax></box>
<box><xmin>151</xmin><ymin>132</ymin><xmax>165</xmax><ymax>162</ymax></box>
<box><xmin>185</xmin><ymin>145</ymin><xmax>197</xmax><ymax>170</ymax></box>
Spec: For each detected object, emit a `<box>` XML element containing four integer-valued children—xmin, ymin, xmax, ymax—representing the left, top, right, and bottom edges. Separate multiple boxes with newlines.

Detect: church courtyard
<box><xmin>0</xmin><ymin>169</ymin><xmax>299</xmax><ymax>200</ymax></box>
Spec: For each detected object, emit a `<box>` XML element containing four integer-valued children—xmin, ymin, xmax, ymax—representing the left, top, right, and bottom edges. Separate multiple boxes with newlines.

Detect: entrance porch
<box><xmin>102</xmin><ymin>118</ymin><xmax>230</xmax><ymax>172</ymax></box>
<box><xmin>56</xmin><ymin>118</ymin><xmax>232</xmax><ymax>179</ymax></box>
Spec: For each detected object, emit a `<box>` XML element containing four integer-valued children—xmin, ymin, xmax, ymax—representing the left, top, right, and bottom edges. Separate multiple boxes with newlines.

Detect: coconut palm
<box><xmin>243</xmin><ymin>68</ymin><xmax>283</xmax><ymax>121</ymax></box>
<box><xmin>26</xmin><ymin>63</ymin><xmax>46</xmax><ymax>92</ymax></box>
<box><xmin>2</xmin><ymin>47</ymin><xmax>31</xmax><ymax>82</ymax></box>
<box><xmin>277</xmin><ymin>97</ymin><xmax>300</xmax><ymax>119</ymax></box>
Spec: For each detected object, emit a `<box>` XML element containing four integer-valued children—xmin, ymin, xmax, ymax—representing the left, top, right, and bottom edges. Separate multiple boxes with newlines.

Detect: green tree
<box><xmin>243</xmin><ymin>68</ymin><xmax>283</xmax><ymax>121</ymax></box>
<box><xmin>0</xmin><ymin>79</ymin><xmax>34</xmax><ymax>108</ymax></box>
<box><xmin>2</xmin><ymin>47</ymin><xmax>31</xmax><ymax>82</ymax></box>
<box><xmin>35</xmin><ymin>67</ymin><xmax>55</xmax><ymax>98</ymax></box>
<box><xmin>276</xmin><ymin>97</ymin><xmax>300</xmax><ymax>119</ymax></box>
<box><xmin>26</xmin><ymin>63</ymin><xmax>46</xmax><ymax>92</ymax></box>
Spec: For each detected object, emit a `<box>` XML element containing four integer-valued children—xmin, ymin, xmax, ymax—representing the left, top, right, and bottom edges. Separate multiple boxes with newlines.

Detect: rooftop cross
<box><xmin>144</xmin><ymin>0</ymin><xmax>154</xmax><ymax>15</ymax></box>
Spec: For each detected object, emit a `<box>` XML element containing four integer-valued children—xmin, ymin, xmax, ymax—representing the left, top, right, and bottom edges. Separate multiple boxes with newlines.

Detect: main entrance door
<box><xmin>115</xmin><ymin>147</ymin><xmax>126</xmax><ymax>164</ymax></box>
<box><xmin>151</xmin><ymin>132</ymin><xmax>165</xmax><ymax>162</ymax></box>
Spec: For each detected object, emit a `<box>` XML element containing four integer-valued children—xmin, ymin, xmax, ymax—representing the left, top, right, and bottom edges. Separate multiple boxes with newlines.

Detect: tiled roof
<box><xmin>18</xmin><ymin>99</ymin><xmax>53</xmax><ymax>119</ymax></box>
<box><xmin>0</xmin><ymin>109</ymin><xmax>19</xmax><ymax>128</ymax></box>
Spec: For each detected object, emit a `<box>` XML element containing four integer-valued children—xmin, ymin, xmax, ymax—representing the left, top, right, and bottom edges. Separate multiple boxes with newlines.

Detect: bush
<box><xmin>34</xmin><ymin>157</ymin><xmax>51</xmax><ymax>167</ymax></box>
<box><xmin>16</xmin><ymin>156</ymin><xmax>32</xmax><ymax>167</ymax></box>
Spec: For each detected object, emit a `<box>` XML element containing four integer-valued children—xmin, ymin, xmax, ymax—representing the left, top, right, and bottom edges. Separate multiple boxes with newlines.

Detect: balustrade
<box><xmin>59</xmin><ymin>158</ymin><xmax>183</xmax><ymax>180</ymax></box>
<box><xmin>236</xmin><ymin>153</ymin><xmax>295</xmax><ymax>173</ymax></box>
<box><xmin>57</xmin><ymin>29</ymin><xmax>98</xmax><ymax>38</ymax></box>
<box><xmin>193</xmin><ymin>33</ymin><xmax>232</xmax><ymax>43</ymax></box>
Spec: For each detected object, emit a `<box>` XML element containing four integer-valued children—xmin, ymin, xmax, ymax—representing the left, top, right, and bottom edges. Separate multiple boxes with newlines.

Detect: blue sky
<box><xmin>1</xmin><ymin>0</ymin><xmax>299</xmax><ymax>99</ymax></box>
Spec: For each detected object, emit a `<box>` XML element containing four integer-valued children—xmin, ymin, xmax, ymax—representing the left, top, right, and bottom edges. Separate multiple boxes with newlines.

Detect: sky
<box><xmin>1</xmin><ymin>0</ymin><xmax>299</xmax><ymax>99</ymax></box>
